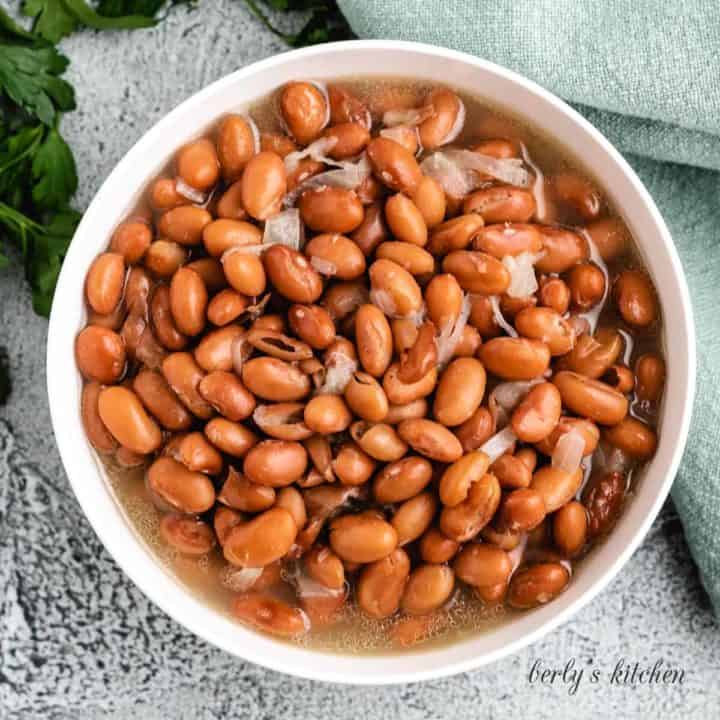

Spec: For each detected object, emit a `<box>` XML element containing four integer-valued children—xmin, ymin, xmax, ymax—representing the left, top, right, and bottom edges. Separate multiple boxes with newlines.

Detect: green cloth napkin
<box><xmin>338</xmin><ymin>0</ymin><xmax>720</xmax><ymax>614</ymax></box>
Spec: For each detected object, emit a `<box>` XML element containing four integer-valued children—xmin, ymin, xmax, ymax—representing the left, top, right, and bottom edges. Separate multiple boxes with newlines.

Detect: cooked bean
<box><xmin>111</xmin><ymin>220</ymin><xmax>152</xmax><ymax>264</ymax></box>
<box><xmin>75</xmin><ymin>326</ymin><xmax>126</xmax><ymax>383</ymax></box>
<box><xmin>232</xmin><ymin>593</ymin><xmax>308</xmax><ymax>637</ymax></box>
<box><xmin>351</xmin><ymin>203</ymin><xmax>388</xmax><ymax>255</ymax></box>
<box><xmin>81</xmin><ymin>381</ymin><xmax>117</xmax><ymax>453</ymax></box>
<box><xmin>243</xmin><ymin>440</ymin><xmax>307</xmax><ymax>487</ymax></box>
<box><xmin>164</xmin><ymin>431</ymin><xmax>223</xmax><ymax>474</ymax></box>
<box><xmin>343</xmin><ymin>372</ymin><xmax>388</xmax><ymax>423</ymax></box>
<box><xmin>354</xmin><ymin>303</ymin><xmax>393</xmax><ymax>377</ymax></box>
<box><xmin>454</xmin><ymin>544</ymin><xmax>512</xmax><ymax>589</ymax></box>
<box><xmin>329</xmin><ymin>513</ymin><xmax>398</xmax><ymax>563</ymax></box>
<box><xmin>392</xmin><ymin>491</ymin><xmax>437</xmax><ymax>546</ymax></box>
<box><xmin>418</xmin><ymin>88</ymin><xmax>463</xmax><ymax>149</ymax></box>
<box><xmin>439</xmin><ymin>451</ymin><xmax>491</xmax><ymax>507</ymax></box>
<box><xmin>160</xmin><ymin>514</ymin><xmax>215</xmax><ymax>555</ymax></box>
<box><xmin>442</xmin><ymin>250</ymin><xmax>510</xmax><ymax>295</ymax></box>
<box><xmin>144</xmin><ymin>240</ymin><xmax>187</xmax><ymax>277</ymax></box>
<box><xmin>398</xmin><ymin>418</ymin><xmax>463</xmax><ymax>462</ymax></box>
<box><xmin>157</xmin><ymin>206</ymin><xmax>212</xmax><ymax>245</ymax></box>
<box><xmin>205</xmin><ymin>417</ymin><xmax>258</xmax><ymax>458</ymax></box>
<box><xmin>384</xmin><ymin>398</ymin><xmax>429</xmax><ymax>424</ymax></box>
<box><xmin>568</xmin><ymin>262</ymin><xmax>606</xmax><ymax>311</ymax></box>
<box><xmin>169</xmin><ymin>267</ymin><xmax>207</xmax><ymax>336</ymax></box>
<box><xmin>333</xmin><ymin>442</ymin><xmax>376</xmax><ymax>486</ymax></box>
<box><xmin>515</xmin><ymin>307</ymin><xmax>575</xmax><ymax>356</ymax></box>
<box><xmin>207</xmin><ymin>289</ymin><xmax>249</xmax><ymax>326</ymax></box>
<box><xmin>563</xmin><ymin>327</ymin><xmax>623</xmax><ymax>378</ymax></box>
<box><xmin>440</xmin><ymin>473</ymin><xmax>501</xmax><ymax>542</ymax></box>
<box><xmin>614</xmin><ymin>269</ymin><xmax>658</xmax><ymax>328</ymax></box>
<box><xmin>376</xmin><ymin>241</ymin><xmax>434</xmax><ymax>276</ymax></box>
<box><xmin>491</xmin><ymin>454</ymin><xmax>532</xmax><ymax>489</ymax></box>
<box><xmin>553</xmin><ymin>371</ymin><xmax>628</xmax><ymax>425</ymax></box>
<box><xmin>351</xmin><ymin>421</ymin><xmax>409</xmax><ymax>462</ymax></box>
<box><xmin>428</xmin><ymin>214</ymin><xmax>484</xmax><ymax>256</ymax></box>
<box><xmin>132</xmin><ymin>369</ymin><xmax>191</xmax><ymax>431</ymax></box>
<box><xmin>398</xmin><ymin>321</ymin><xmax>437</xmax><ymax>383</ymax></box>
<box><xmin>464</xmin><ymin>187</ymin><xmax>536</xmax><ymax>223</ymax></box>
<box><xmin>203</xmin><ymin>219</ymin><xmax>262</xmax><ymax>257</ymax></box>
<box><xmin>455</xmin><ymin>406</ymin><xmax>495</xmax><ymax>453</ymax></box>
<box><xmin>538</xmin><ymin>276</ymin><xmax>570</xmax><ymax>315</ymax></box>
<box><xmin>161</xmin><ymin>352</ymin><xmax>214</xmax><ymax>418</ymax></box>
<box><xmin>635</xmin><ymin>353</ymin><xmax>665</xmax><ymax>403</ymax></box>
<box><xmin>194</xmin><ymin>325</ymin><xmax>243</xmax><ymax>372</ymax></box>
<box><xmin>551</xmin><ymin>173</ymin><xmax>601</xmax><ymax>220</ymax></box>
<box><xmin>241</xmin><ymin>357</ymin><xmax>310</xmax><ymax>402</ymax></box>
<box><xmin>601</xmin><ymin>364</ymin><xmax>635</xmax><ymax>394</ymax></box>
<box><xmin>280</xmin><ymin>82</ymin><xmax>328</xmax><ymax>144</ymax></box>
<box><xmin>327</xmin><ymin>85</ymin><xmax>370</xmax><ymax>128</ymax></box>
<box><xmin>263</xmin><ymin>245</ymin><xmax>323</xmax><ymax>303</ymax></box>
<box><xmin>357</xmin><ymin>548</ymin><xmax>410</xmax><ymax>618</ymax></box>
<box><xmin>603</xmin><ymin>417</ymin><xmax>657</xmax><ymax>458</ymax></box>
<box><xmin>553</xmin><ymin>501</ymin><xmax>587</xmax><ymax>556</ymax></box>
<box><xmin>367</xmin><ymin>137</ymin><xmax>422</xmax><ymax>194</ymax></box>
<box><xmin>252</xmin><ymin>403</ymin><xmax>312</xmax><ymax>441</ymax></box>
<box><xmin>216</xmin><ymin>179</ymin><xmax>247</xmax><ymax>220</ymax></box>
<box><xmin>535</xmin><ymin>227</ymin><xmax>588</xmax><ymax>273</ymax></box>
<box><xmin>369</xmin><ymin>258</ymin><xmax>423</xmax><ymax>318</ymax></box>
<box><xmin>511</xmin><ymin>382</ymin><xmax>562</xmax><ymax>442</ymax></box>
<box><xmin>412</xmin><ymin>175</ymin><xmax>446</xmax><ymax>228</ymax></box>
<box><xmin>508</xmin><ymin>563</ymin><xmax>570</xmax><ymax>609</ymax></box>
<box><xmin>583</xmin><ymin>471</ymin><xmax>625</xmax><ymax>538</ymax></box>
<box><xmin>86</xmin><ymin>252</ymin><xmax>125</xmax><ymax>315</ymax></box>
<box><xmin>472</xmin><ymin>223</ymin><xmax>542</xmax><ymax>257</ymax></box>
<box><xmin>146</xmin><ymin>456</ymin><xmax>215</xmax><ymax>513</ymax></box>
<box><xmin>224</xmin><ymin>507</ymin><xmax>298</xmax><ymax>567</ymax></box>
<box><xmin>177</xmin><ymin>138</ymin><xmax>219</xmax><ymax>191</ymax></box>
<box><xmin>198</xmin><ymin>370</ymin><xmax>255</xmax><ymax>421</ymax></box>
<box><xmin>585</xmin><ymin>217</ymin><xmax>627</xmax><ymax>262</ymax></box>
<box><xmin>241</xmin><ymin>151</ymin><xmax>286</xmax><ymax>221</ymax></box>
<box><xmin>499</xmin><ymin>488</ymin><xmax>546</xmax><ymax>532</ymax></box>
<box><xmin>419</xmin><ymin>528</ymin><xmax>459</xmax><ymax>564</ymax></box>
<box><xmin>401</xmin><ymin>564</ymin><xmax>455</xmax><ymax>615</ymax></box>
<box><xmin>480</xmin><ymin>338</ymin><xmax>551</xmax><ymax>380</ymax></box>
<box><xmin>434</xmin><ymin>358</ymin><xmax>486</xmax><ymax>427</ymax></box>
<box><xmin>468</xmin><ymin>294</ymin><xmax>501</xmax><ymax>338</ymax></box>
<box><xmin>299</xmin><ymin>188</ymin><xmax>364</xmax><ymax>234</ymax></box>
<box><xmin>530</xmin><ymin>465</ymin><xmax>583</xmax><ymax>513</ymax></box>
<box><xmin>149</xmin><ymin>177</ymin><xmax>188</xmax><ymax>211</ymax></box>
<box><xmin>305</xmin><ymin>233</ymin><xmax>366</xmax><ymax>279</ymax></box>
<box><xmin>217</xmin><ymin>114</ymin><xmax>257</xmax><ymax>182</ymax></box>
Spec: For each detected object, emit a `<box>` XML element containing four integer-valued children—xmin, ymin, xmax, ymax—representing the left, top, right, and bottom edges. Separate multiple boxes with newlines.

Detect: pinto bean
<box><xmin>75</xmin><ymin>326</ymin><xmax>126</xmax><ymax>383</ymax></box>
<box><xmin>224</xmin><ymin>507</ymin><xmax>298</xmax><ymax>567</ymax></box>
<box><xmin>508</xmin><ymin>563</ymin><xmax>570</xmax><ymax>609</ymax></box>
<box><xmin>217</xmin><ymin>114</ymin><xmax>257</xmax><ymax>182</ymax></box>
<box><xmin>86</xmin><ymin>253</ymin><xmax>125</xmax><ymax>315</ymax></box>
<box><xmin>614</xmin><ymin>270</ymin><xmax>658</xmax><ymax>328</ymax></box>
<box><xmin>442</xmin><ymin>251</ymin><xmax>510</xmax><ymax>295</ymax></box>
<box><xmin>553</xmin><ymin>371</ymin><xmax>628</xmax><ymax>425</ymax></box>
<box><xmin>366</xmin><ymin>137</ymin><xmax>422</xmax><ymax>194</ymax></box>
<box><xmin>243</xmin><ymin>440</ymin><xmax>307</xmax><ymax>487</ymax></box>
<box><xmin>146</xmin><ymin>456</ymin><xmax>215</xmax><ymax>513</ymax></box>
<box><xmin>480</xmin><ymin>338</ymin><xmax>551</xmax><ymax>380</ymax></box>
<box><xmin>530</xmin><ymin>465</ymin><xmax>583</xmax><ymax>513</ymax></box>
<box><xmin>400</xmin><ymin>564</ymin><xmax>455</xmax><ymax>615</ymax></box>
<box><xmin>81</xmin><ymin>381</ymin><xmax>117</xmax><ymax>453</ymax></box>
<box><xmin>439</xmin><ymin>473</ymin><xmax>501</xmax><ymax>542</ymax></box>
<box><xmin>511</xmin><ymin>382</ymin><xmax>562</xmax><ymax>443</ymax></box>
<box><xmin>434</xmin><ymin>358</ymin><xmax>487</xmax><ymax>427</ymax></box>
<box><xmin>299</xmin><ymin>188</ymin><xmax>364</xmax><ymax>234</ymax></box>
<box><xmin>357</xmin><ymin>548</ymin><xmax>410</xmax><ymax>618</ymax></box>
<box><xmin>329</xmin><ymin>513</ymin><xmax>398</xmax><ymax>563</ymax></box>
<box><xmin>240</xmin><ymin>151</ymin><xmax>286</xmax><ymax>221</ymax></box>
<box><xmin>398</xmin><ymin>418</ymin><xmax>463</xmax><ymax>462</ymax></box>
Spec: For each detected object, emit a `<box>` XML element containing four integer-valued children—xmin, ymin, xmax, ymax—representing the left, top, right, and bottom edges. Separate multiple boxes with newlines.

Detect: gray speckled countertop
<box><xmin>0</xmin><ymin>3</ymin><xmax>718</xmax><ymax>717</ymax></box>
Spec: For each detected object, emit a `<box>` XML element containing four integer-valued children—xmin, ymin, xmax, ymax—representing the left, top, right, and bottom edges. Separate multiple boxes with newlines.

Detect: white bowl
<box><xmin>47</xmin><ymin>40</ymin><xmax>695</xmax><ymax>684</ymax></box>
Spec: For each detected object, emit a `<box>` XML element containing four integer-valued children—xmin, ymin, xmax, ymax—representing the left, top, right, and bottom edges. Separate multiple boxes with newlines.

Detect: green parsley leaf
<box><xmin>0</xmin><ymin>43</ymin><xmax>75</xmax><ymax>125</ymax></box>
<box><xmin>32</xmin><ymin>127</ymin><xmax>78</xmax><ymax>210</ymax></box>
<box><xmin>95</xmin><ymin>0</ymin><xmax>166</xmax><ymax>17</ymax></box>
<box><xmin>0</xmin><ymin>5</ymin><xmax>36</xmax><ymax>39</ymax></box>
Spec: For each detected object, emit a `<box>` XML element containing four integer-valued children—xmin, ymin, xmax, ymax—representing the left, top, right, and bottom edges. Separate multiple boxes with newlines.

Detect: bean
<box><xmin>217</xmin><ymin>114</ymin><xmax>257</xmax><ymax>182</ymax></box>
<box><xmin>144</xmin><ymin>240</ymin><xmax>187</xmax><ymax>277</ymax></box>
<box><xmin>354</xmin><ymin>304</ymin><xmax>393</xmax><ymax>377</ymax></box>
<box><xmin>439</xmin><ymin>451</ymin><xmax>491</xmax><ymax>507</ymax></box>
<box><xmin>299</xmin><ymin>187</ymin><xmax>364</xmax><ymax>234</ymax></box>
<box><xmin>157</xmin><ymin>206</ymin><xmax>212</xmax><ymax>245</ymax></box>
<box><xmin>499</xmin><ymin>488</ymin><xmax>546</xmax><ymax>532</ymax></box>
<box><xmin>194</xmin><ymin>325</ymin><xmax>243</xmax><ymax>372</ymax></box>
<box><xmin>392</xmin><ymin>491</ymin><xmax>437</xmax><ymax>546</ymax></box>
<box><xmin>553</xmin><ymin>371</ymin><xmax>628</xmax><ymax>425</ymax></box>
<box><xmin>585</xmin><ymin>217</ymin><xmax>627</xmax><ymax>262</ymax></box>
<box><xmin>551</xmin><ymin>173</ymin><xmax>601</xmax><ymax>220</ymax></box>
<box><xmin>453</xmin><ymin>544</ymin><xmax>512</xmax><ymax>589</ymax></box>
<box><xmin>366</xmin><ymin>137</ymin><xmax>422</xmax><ymax>194</ymax></box>
<box><xmin>511</xmin><ymin>382</ymin><xmax>562</xmax><ymax>443</ymax></box>
<box><xmin>214</xmin><ymin>506</ymin><xmax>244</xmax><ymax>546</ymax></box>
<box><xmin>343</xmin><ymin>372</ymin><xmax>388</xmax><ymax>423</ymax></box>
<box><xmin>81</xmin><ymin>382</ymin><xmax>117</xmax><ymax>453</ymax></box>
<box><xmin>508</xmin><ymin>563</ymin><xmax>570</xmax><ymax>609</ymax></box>
<box><xmin>434</xmin><ymin>358</ymin><xmax>487</xmax><ymax>427</ymax></box>
<box><xmin>328</xmin><ymin>85</ymin><xmax>370</xmax><ymax>128</ymax></box>
<box><xmin>329</xmin><ymin>513</ymin><xmax>398</xmax><ymax>563</ymax></box>
<box><xmin>216</xmin><ymin>180</ymin><xmax>247</xmax><ymax>220</ymax></box>
<box><xmin>400</xmin><ymin>564</ymin><xmax>455</xmax><ymax>615</ymax></box>
<box><xmin>149</xmin><ymin>177</ymin><xmax>188</xmax><ymax>211</ymax></box>
<box><xmin>553</xmin><ymin>501</ymin><xmax>587</xmax><ymax>556</ymax></box>
<box><xmin>535</xmin><ymin>416</ymin><xmax>600</xmax><ymax>457</ymax></box>
<box><xmin>385</xmin><ymin>193</ymin><xmax>428</xmax><ymax>247</ymax></box>
<box><xmin>164</xmin><ymin>431</ymin><xmax>223</xmax><ymax>474</ymax></box>
<box><xmin>253</xmin><ymin>403</ymin><xmax>312</xmax><ymax>441</ymax></box>
<box><xmin>530</xmin><ymin>465</ymin><xmax>583</xmax><ymax>513</ymax></box>
<box><xmin>491</xmin><ymin>454</ymin><xmax>532</xmax><ymax>489</ymax></box>
<box><xmin>398</xmin><ymin>418</ymin><xmax>463</xmax><ymax>462</ymax></box>
<box><xmin>198</xmin><ymin>370</ymin><xmax>255</xmax><ymax>421</ymax></box>
<box><xmin>241</xmin><ymin>151</ymin><xmax>286</xmax><ymax>220</ymax></box>
<box><xmin>162</xmin><ymin>352</ymin><xmax>214</xmax><ymax>419</ymax></box>
<box><xmin>428</xmin><ymin>214</ymin><xmax>485</xmax><ymax>256</ymax></box>
<box><xmin>280</xmin><ymin>82</ymin><xmax>328</xmax><ymax>144</ymax></box>
<box><xmin>568</xmin><ymin>262</ymin><xmax>606</xmax><ymax>311</ymax></box>
<box><xmin>177</xmin><ymin>138</ymin><xmax>219</xmax><ymax>191</ymax></box>
<box><xmin>323</xmin><ymin>121</ymin><xmax>370</xmax><ymax>158</ymax></box>
<box><xmin>464</xmin><ymin>187</ymin><xmax>536</xmax><ymax>223</ymax></box>
<box><xmin>418</xmin><ymin>88</ymin><xmax>463</xmax><ymax>149</ymax></box>
<box><xmin>231</xmin><ymin>594</ymin><xmax>308</xmax><ymax>637</ymax></box>
<box><xmin>535</xmin><ymin>227</ymin><xmax>588</xmax><ymax>273</ymax></box>
<box><xmin>563</xmin><ymin>327</ymin><xmax>623</xmax><ymax>378</ymax></box>
<box><xmin>75</xmin><ymin>326</ymin><xmax>126</xmax><ymax>383</ymax></box>
<box><xmin>455</xmin><ymin>406</ymin><xmax>495</xmax><ymax>453</ymax></box>
<box><xmin>357</xmin><ymin>548</ymin><xmax>410</xmax><ymax>618</ymax></box>
<box><xmin>471</xmin><ymin>223</ymin><xmax>542</xmax><ymax>257</ymax></box>
<box><xmin>481</xmin><ymin>523</ymin><xmax>521</xmax><ymax>551</ymax></box>
<box><xmin>207</xmin><ymin>289</ymin><xmax>249</xmax><ymax>327</ymax></box>
<box><xmin>218</xmin><ymin>467</ymin><xmax>274</xmax><ymax>512</ymax></box>
<box><xmin>111</xmin><ymin>220</ymin><xmax>152</xmax><ymax>264</ymax></box>
<box><xmin>538</xmin><ymin>276</ymin><xmax>570</xmax><ymax>315</ymax></box>
<box><xmin>225</xmin><ymin>506</ymin><xmax>298</xmax><ymax>567</ymax></box>
<box><xmin>614</xmin><ymin>270</ymin><xmax>658</xmax><ymax>328</ymax></box>
<box><xmin>332</xmin><ymin>442</ymin><xmax>376</xmax><ymax>487</ymax></box>
<box><xmin>635</xmin><ymin>353</ymin><xmax>665</xmax><ymax>403</ymax></box>
<box><xmin>148</xmin><ymin>285</ymin><xmax>187</xmax><ymax>351</ymax></box>
<box><xmin>369</xmin><ymin>259</ymin><xmax>423</xmax><ymax>318</ymax></box>
<box><xmin>304</xmin><ymin>395</ymin><xmax>352</xmax><ymax>434</ymax></box>
<box><xmin>412</xmin><ymin>175</ymin><xmax>446</xmax><ymax>228</ymax></box>
<box><xmin>351</xmin><ymin>421</ymin><xmax>409</xmax><ymax>462</ymax></box>
<box><xmin>260</xmin><ymin>132</ymin><xmax>297</xmax><ymax>157</ymax></box>
<box><xmin>603</xmin><ymin>417</ymin><xmax>657</xmax><ymax>459</ymax></box>
<box><xmin>514</xmin><ymin>307</ymin><xmax>575</xmax><ymax>356</ymax></box>
<box><xmin>203</xmin><ymin>219</ymin><xmax>262</xmax><ymax>257</ymax></box>
<box><xmin>160</xmin><ymin>514</ymin><xmax>215</xmax><ymax>555</ymax></box>
<box><xmin>243</xmin><ymin>440</ymin><xmax>307</xmax><ymax>487</ymax></box>
<box><xmin>221</xmin><ymin>248</ymin><xmax>266</xmax><ymax>297</ymax></box>
<box><xmin>132</xmin><ymin>369</ymin><xmax>191</xmax><ymax>431</ymax></box>
<box><xmin>146</xmin><ymin>456</ymin><xmax>215</xmax><ymax>513</ymax></box>
<box><xmin>480</xmin><ymin>338</ymin><xmax>551</xmax><ymax>380</ymax></box>
<box><xmin>169</xmin><ymin>267</ymin><xmax>207</xmax><ymax>336</ymax></box>
<box><xmin>419</xmin><ymin>528</ymin><xmax>459</xmax><ymax>564</ymax></box>
<box><xmin>305</xmin><ymin>233</ymin><xmax>366</xmax><ymax>279</ymax></box>
<box><xmin>86</xmin><ymin>252</ymin><xmax>125</xmax><ymax>314</ymax></box>
<box><xmin>468</xmin><ymin>294</ymin><xmax>501</xmax><ymax>338</ymax></box>
<box><xmin>583</xmin><ymin>471</ymin><xmax>625</xmax><ymax>538</ymax></box>
<box><xmin>442</xmin><ymin>250</ymin><xmax>510</xmax><ymax>295</ymax></box>
<box><xmin>384</xmin><ymin>398</ymin><xmax>429</xmax><ymax>424</ymax></box>
<box><xmin>205</xmin><ymin>418</ymin><xmax>258</xmax><ymax>458</ymax></box>
<box><xmin>87</xmin><ymin>302</ymin><xmax>126</xmax><ymax>331</ymax></box>
<box><xmin>398</xmin><ymin>321</ymin><xmax>437</xmax><ymax>383</ymax></box>
<box><xmin>601</xmin><ymin>364</ymin><xmax>635</xmax><ymax>394</ymax></box>
<box><xmin>376</xmin><ymin>241</ymin><xmax>434</xmax><ymax>276</ymax></box>
<box><xmin>263</xmin><ymin>245</ymin><xmax>323</xmax><ymax>303</ymax></box>
<box><xmin>322</xmin><ymin>280</ymin><xmax>369</xmax><ymax>321</ymax></box>
<box><xmin>439</xmin><ymin>472</ymin><xmax>501</xmax><ymax>542</ymax></box>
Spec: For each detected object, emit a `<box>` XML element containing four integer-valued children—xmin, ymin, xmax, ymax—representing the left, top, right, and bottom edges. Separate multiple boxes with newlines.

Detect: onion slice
<box><xmin>502</xmin><ymin>251</ymin><xmax>544</xmax><ymax>299</ymax></box>
<box><xmin>552</xmin><ymin>428</ymin><xmax>587</xmax><ymax>474</ymax></box>
<box><xmin>480</xmin><ymin>426</ymin><xmax>518</xmax><ymax>463</ymax></box>
<box><xmin>488</xmin><ymin>378</ymin><xmax>544</xmax><ymax>428</ymax></box>
<box><xmin>488</xmin><ymin>295</ymin><xmax>518</xmax><ymax>338</ymax></box>
<box><xmin>382</xmin><ymin>105</ymin><xmax>434</xmax><ymax>127</ymax></box>
<box><xmin>316</xmin><ymin>351</ymin><xmax>357</xmax><ymax>395</ymax></box>
<box><xmin>222</xmin><ymin>566</ymin><xmax>264</xmax><ymax>592</ymax></box>
<box><xmin>436</xmin><ymin>294</ymin><xmax>471</xmax><ymax>366</ymax></box>
<box><xmin>175</xmin><ymin>177</ymin><xmax>207</xmax><ymax>205</ymax></box>
<box><xmin>283</xmin><ymin>155</ymin><xmax>371</xmax><ymax>208</ymax></box>
<box><xmin>284</xmin><ymin>136</ymin><xmax>341</xmax><ymax>175</ymax></box>
<box><xmin>263</xmin><ymin>208</ymin><xmax>303</xmax><ymax>251</ymax></box>
<box><xmin>310</xmin><ymin>256</ymin><xmax>337</xmax><ymax>276</ymax></box>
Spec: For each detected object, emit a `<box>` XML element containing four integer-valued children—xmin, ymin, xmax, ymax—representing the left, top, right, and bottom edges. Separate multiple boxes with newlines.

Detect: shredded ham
<box><xmin>552</xmin><ymin>428</ymin><xmax>587</xmax><ymax>474</ymax></box>
<box><xmin>488</xmin><ymin>295</ymin><xmax>518</xmax><ymax>338</ymax></box>
<box><xmin>436</xmin><ymin>294</ymin><xmax>471</xmax><ymax>365</ymax></box>
<box><xmin>502</xmin><ymin>251</ymin><xmax>544</xmax><ymax>298</ymax></box>
<box><xmin>480</xmin><ymin>426</ymin><xmax>518</xmax><ymax>463</ymax></box>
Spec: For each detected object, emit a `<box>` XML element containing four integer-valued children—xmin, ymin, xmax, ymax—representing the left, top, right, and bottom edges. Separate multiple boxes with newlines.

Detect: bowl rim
<box><xmin>47</xmin><ymin>39</ymin><xmax>696</xmax><ymax>684</ymax></box>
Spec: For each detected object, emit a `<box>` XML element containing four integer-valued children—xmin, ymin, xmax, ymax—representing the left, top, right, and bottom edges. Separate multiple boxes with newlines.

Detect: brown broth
<box><xmin>98</xmin><ymin>77</ymin><xmax>664</xmax><ymax>654</ymax></box>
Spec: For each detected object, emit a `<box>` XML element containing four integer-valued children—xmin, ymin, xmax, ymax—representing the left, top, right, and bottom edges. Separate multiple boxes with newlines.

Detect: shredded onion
<box><xmin>507</xmin><ymin>534</ymin><xmax>528</xmax><ymax>573</ymax></box>
<box><xmin>284</xmin><ymin>136</ymin><xmax>341</xmax><ymax>174</ymax></box>
<box><xmin>242</xmin><ymin>293</ymin><xmax>271</xmax><ymax>321</ymax></box>
<box><xmin>380</xmin><ymin>125</ymin><xmax>420</xmax><ymax>151</ymax></box>
<box><xmin>263</xmin><ymin>208</ymin><xmax>303</xmax><ymax>251</ymax></box>
<box><xmin>243</xmin><ymin>113</ymin><xmax>261</xmax><ymax>155</ymax></box>
<box><xmin>438</xmin><ymin>98</ymin><xmax>466</xmax><ymax>146</ymax></box>
<box><xmin>175</xmin><ymin>177</ymin><xmax>207</xmax><ymax>204</ymax></box>
<box><xmin>489</xmin><ymin>378</ymin><xmax>544</xmax><ymax>428</ymax></box>
<box><xmin>480</xmin><ymin>426</ymin><xmax>518</xmax><ymax>463</ymax></box>
<box><xmin>436</xmin><ymin>294</ymin><xmax>471</xmax><ymax>365</ymax></box>
<box><xmin>382</xmin><ymin>105</ymin><xmax>434</xmax><ymax>127</ymax></box>
<box><xmin>420</xmin><ymin>151</ymin><xmax>478</xmax><ymax>197</ymax></box>
<box><xmin>369</xmin><ymin>287</ymin><xmax>398</xmax><ymax>317</ymax></box>
<box><xmin>552</xmin><ymin>428</ymin><xmax>587</xmax><ymax>474</ymax></box>
<box><xmin>310</xmin><ymin>256</ymin><xmax>337</xmax><ymax>276</ymax></box>
<box><xmin>595</xmin><ymin>441</ymin><xmax>634</xmax><ymax>474</ymax></box>
<box><xmin>283</xmin><ymin>155</ymin><xmax>371</xmax><ymax>207</ymax></box>
<box><xmin>502</xmin><ymin>251</ymin><xmax>544</xmax><ymax>298</ymax></box>
<box><xmin>316</xmin><ymin>351</ymin><xmax>357</xmax><ymax>395</ymax></box>
<box><xmin>223</xmin><ymin>566</ymin><xmax>263</xmax><ymax>592</ymax></box>
<box><xmin>488</xmin><ymin>295</ymin><xmax>518</xmax><ymax>338</ymax></box>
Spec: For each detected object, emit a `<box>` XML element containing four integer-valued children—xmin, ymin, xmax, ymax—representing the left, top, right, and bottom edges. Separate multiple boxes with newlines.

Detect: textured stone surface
<box><xmin>0</xmin><ymin>2</ymin><xmax>718</xmax><ymax>717</ymax></box>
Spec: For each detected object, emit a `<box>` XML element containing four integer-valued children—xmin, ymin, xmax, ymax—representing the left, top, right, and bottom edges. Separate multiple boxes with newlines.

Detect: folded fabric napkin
<box><xmin>339</xmin><ymin>0</ymin><xmax>720</xmax><ymax>614</ymax></box>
